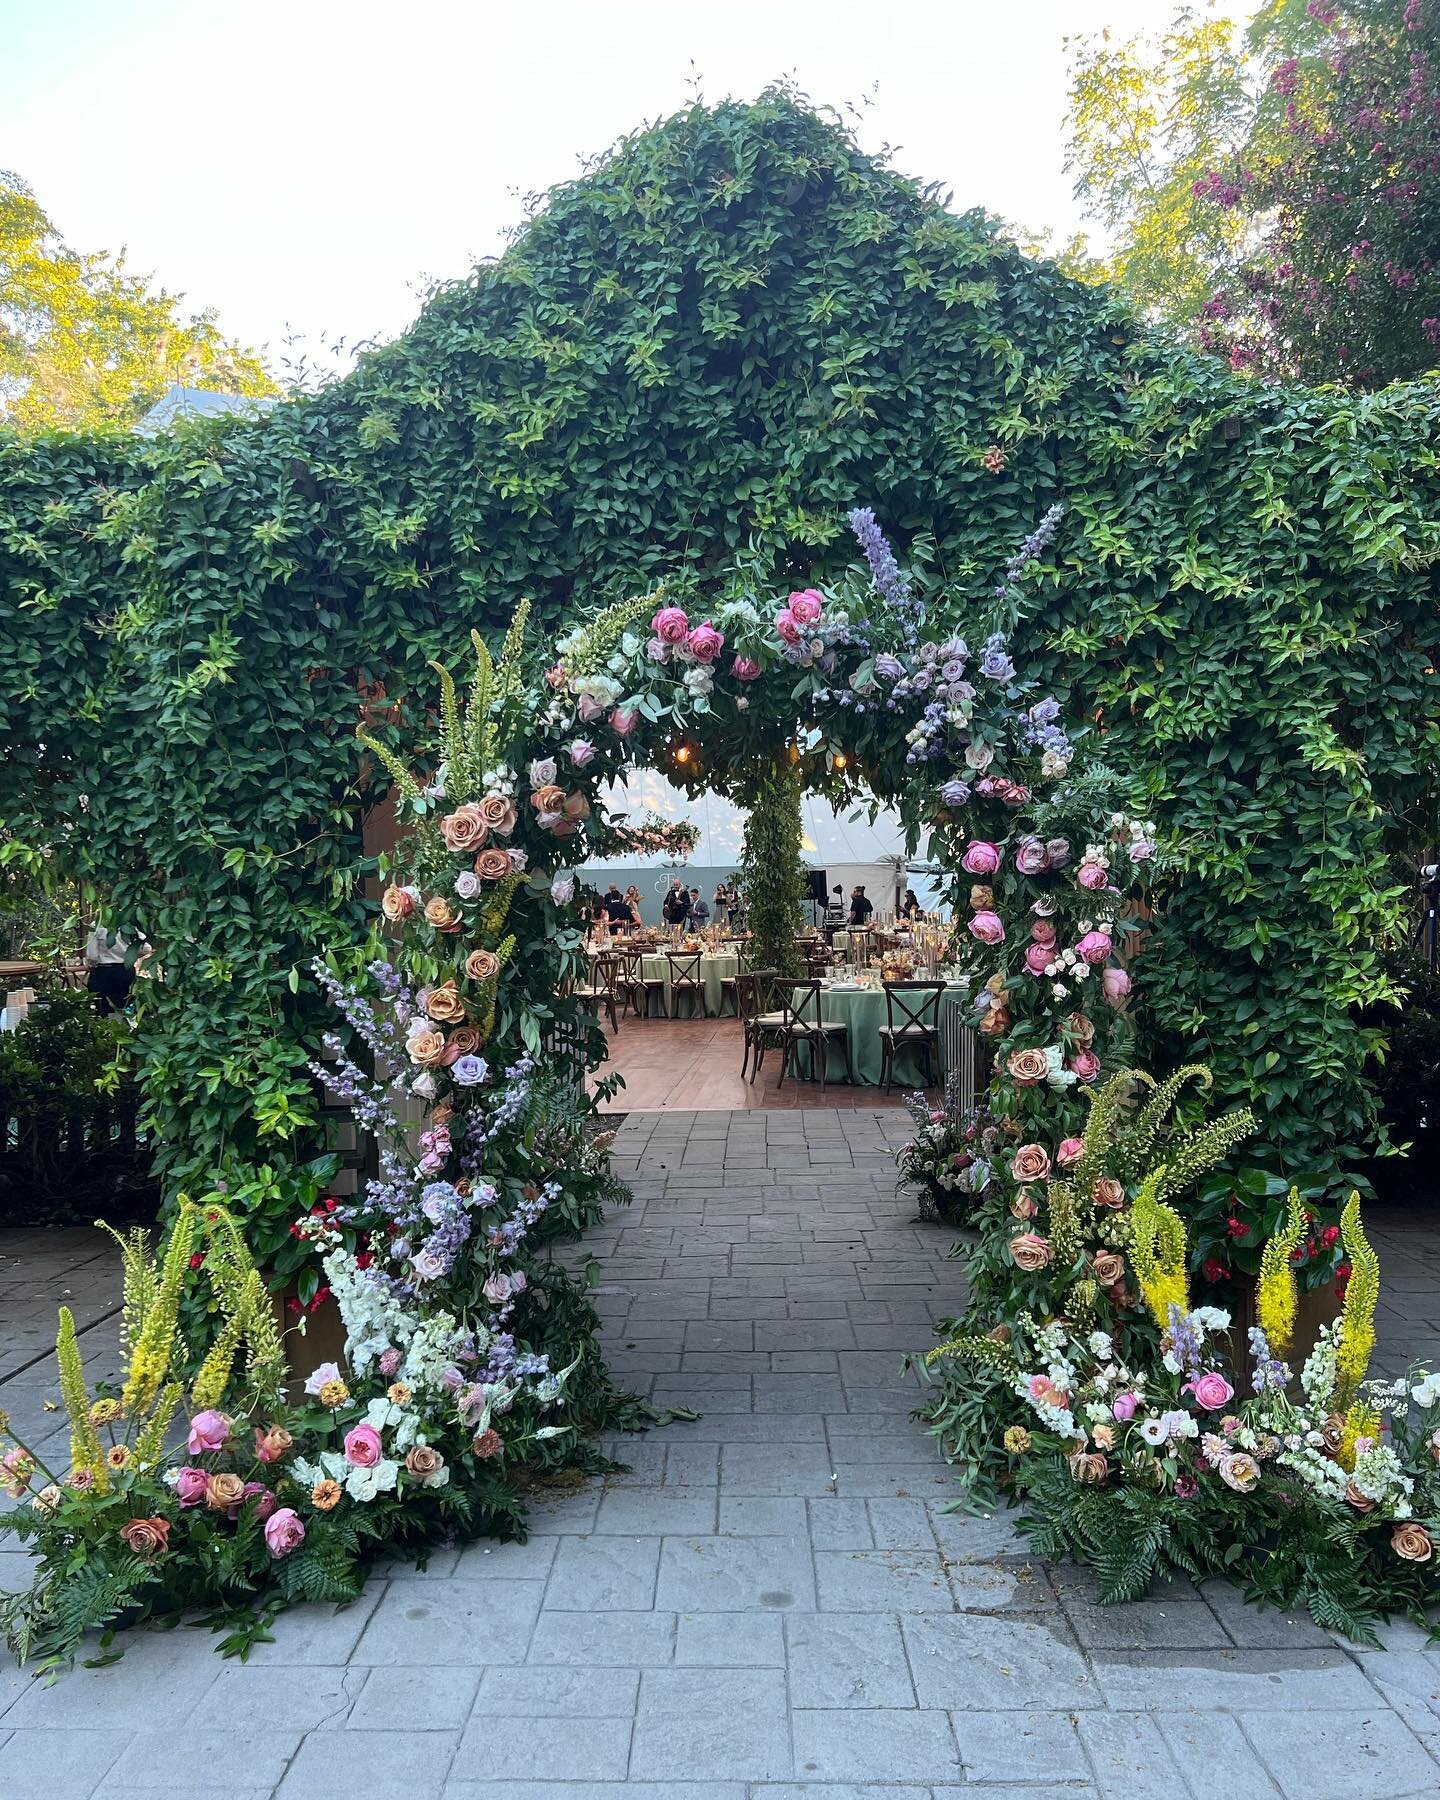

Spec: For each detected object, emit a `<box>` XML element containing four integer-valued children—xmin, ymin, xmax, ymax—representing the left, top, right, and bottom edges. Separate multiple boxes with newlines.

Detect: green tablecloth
<box><xmin>638</xmin><ymin>951</ymin><xmax>738</xmax><ymax>1018</ymax></box>
<box><xmin>785</xmin><ymin>983</ymin><xmax>968</xmax><ymax>1086</ymax></box>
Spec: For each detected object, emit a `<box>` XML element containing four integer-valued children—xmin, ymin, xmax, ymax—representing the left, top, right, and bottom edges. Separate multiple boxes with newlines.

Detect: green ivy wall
<box><xmin>1</xmin><ymin>91</ymin><xmax>1436</xmax><ymax>1187</ymax></box>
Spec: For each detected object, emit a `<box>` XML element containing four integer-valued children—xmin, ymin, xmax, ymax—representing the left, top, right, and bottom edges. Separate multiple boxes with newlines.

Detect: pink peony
<box><xmin>787</xmin><ymin>588</ymin><xmax>823</xmax><ymax>625</ymax></box>
<box><xmin>968</xmin><ymin>910</ymin><xmax>1006</xmax><ymax>946</ymax></box>
<box><xmin>609</xmin><ymin>707</ymin><xmax>637</xmax><ymax>737</ymax></box>
<box><xmin>264</xmin><ymin>1507</ymin><xmax>306</xmax><ymax>1559</ymax></box>
<box><xmin>960</xmin><ymin>840</ymin><xmax>1001</xmax><ymax>876</ymax></box>
<box><xmin>774</xmin><ymin>609</ymin><xmax>802</xmax><ymax>645</ymax></box>
<box><xmin>1056</xmin><ymin>1137</ymin><xmax>1084</xmax><ymax>1167</ymax></box>
<box><xmin>1102</xmin><ymin>966</ymin><xmax>1132</xmax><ymax>1004</ymax></box>
<box><xmin>174</xmin><ymin>1466</ymin><xmax>210</xmax><ymax>1508</ymax></box>
<box><xmin>1111</xmin><ymin>1392</ymin><xmax>1139</xmax><ymax>1422</ymax></box>
<box><xmin>343</xmin><ymin>1423</ymin><xmax>384</xmax><ymax>1468</ymax></box>
<box><xmin>731</xmin><ymin>655</ymin><xmax>762</xmax><ymax>681</ymax></box>
<box><xmin>1067</xmin><ymin>1048</ymin><xmax>1101</xmax><ymax>1083</ymax></box>
<box><xmin>1077</xmin><ymin>861</ymin><xmax>1110</xmax><ymax>892</ymax></box>
<box><xmin>1023</xmin><ymin>943</ymin><xmax>1053</xmax><ymax>976</ymax></box>
<box><xmin>651</xmin><ymin>605</ymin><xmax>690</xmax><ymax>644</ymax></box>
<box><xmin>686</xmin><ymin>622</ymin><xmax>725</xmax><ymax>663</ymax></box>
<box><xmin>186</xmin><ymin>1410</ymin><xmax>231</xmax><ymax>1455</ymax></box>
<box><xmin>1187</xmin><ymin>1372</ymin><xmax>1235</xmax><ymax>1411</ymax></box>
<box><xmin>1075</xmin><ymin>931</ymin><xmax>1113</xmax><ymax>966</ymax></box>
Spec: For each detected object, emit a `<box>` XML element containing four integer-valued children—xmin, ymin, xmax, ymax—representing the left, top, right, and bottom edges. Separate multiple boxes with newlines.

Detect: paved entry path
<box><xmin>4</xmin><ymin>1108</ymin><xmax>1440</xmax><ymax>1797</ymax></box>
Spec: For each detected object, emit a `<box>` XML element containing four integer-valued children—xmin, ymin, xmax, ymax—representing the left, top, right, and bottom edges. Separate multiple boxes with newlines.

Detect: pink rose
<box><xmin>609</xmin><ymin>707</ymin><xmax>637</xmax><ymax>737</ymax></box>
<box><xmin>1045</xmin><ymin>838</ymin><xmax>1072</xmax><ymax>869</ymax></box>
<box><xmin>1128</xmin><ymin>840</ymin><xmax>1155</xmax><ymax>863</ymax></box>
<box><xmin>544</xmin><ymin>664</ymin><xmax>567</xmax><ymax>689</ymax></box>
<box><xmin>1067</xmin><ymin>1049</ymin><xmax>1100</xmax><ymax>1083</ymax></box>
<box><xmin>1187</xmin><ymin>1372</ymin><xmax>1235</xmax><ymax>1411</ymax></box>
<box><xmin>787</xmin><ymin>588</ymin><xmax>823</xmax><ymax>625</ymax></box>
<box><xmin>651</xmin><ymin>605</ymin><xmax>690</xmax><ymax>644</ymax></box>
<box><xmin>968</xmin><ymin>910</ymin><xmax>1006</xmax><ymax>946</ymax></box>
<box><xmin>774</xmin><ymin>609</ymin><xmax>801</xmax><ymax>645</ymax></box>
<box><xmin>1014</xmin><ymin>836</ymin><xmax>1049</xmax><ymax>876</ymax></box>
<box><xmin>1077</xmin><ymin>862</ymin><xmax>1110</xmax><ymax>892</ymax></box>
<box><xmin>1024</xmin><ymin>943</ymin><xmax>1053</xmax><ymax>976</ymax></box>
<box><xmin>1102</xmin><ymin>967</ymin><xmax>1132</xmax><ymax>1005</ymax></box>
<box><xmin>686</xmin><ymin>622</ymin><xmax>725</xmax><ymax>662</ymax></box>
<box><xmin>576</xmin><ymin>694</ymin><xmax>604</xmax><ymax>722</ymax></box>
<box><xmin>731</xmin><ymin>655</ymin><xmax>762</xmax><ymax>681</ymax></box>
<box><xmin>1030</xmin><ymin>919</ymin><xmax>1057</xmax><ymax>946</ymax></box>
<box><xmin>343</xmin><ymin>1423</ymin><xmax>384</xmax><ymax>1468</ymax></box>
<box><xmin>1075</xmin><ymin>931</ymin><xmax>1113</xmax><ymax>966</ymax></box>
<box><xmin>186</xmin><ymin>1410</ymin><xmax>231</xmax><ymax>1455</ymax></box>
<box><xmin>264</xmin><ymin>1507</ymin><xmax>306</xmax><ymax>1559</ymax></box>
<box><xmin>1111</xmin><ymin>1392</ymin><xmax>1138</xmax><ymax>1422</ymax></box>
<box><xmin>174</xmin><ymin>1466</ymin><xmax>209</xmax><ymax>1508</ymax></box>
<box><xmin>242</xmin><ymin>1481</ymin><xmax>278</xmax><ymax>1521</ymax></box>
<box><xmin>1056</xmin><ymin>1136</ymin><xmax>1084</xmax><ymax>1167</ymax></box>
<box><xmin>960</xmin><ymin>840</ymin><xmax>1001</xmax><ymax>876</ymax></box>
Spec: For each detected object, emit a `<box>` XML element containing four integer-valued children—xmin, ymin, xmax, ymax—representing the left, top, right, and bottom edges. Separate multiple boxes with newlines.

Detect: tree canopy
<box><xmin>0</xmin><ymin>170</ymin><xmax>275</xmax><ymax>432</ymax></box>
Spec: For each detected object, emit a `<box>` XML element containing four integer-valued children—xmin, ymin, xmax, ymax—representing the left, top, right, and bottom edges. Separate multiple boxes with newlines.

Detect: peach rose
<box><xmin>478</xmin><ymin>794</ymin><xmax>518</xmax><ymax>836</ymax></box>
<box><xmin>381</xmin><ymin>884</ymin><xmax>415</xmax><ymax>922</ymax></box>
<box><xmin>424</xmin><ymin>897</ymin><xmax>460</xmax><ymax>930</ymax></box>
<box><xmin>205</xmin><ymin>1471</ymin><xmax>246</xmax><ymax>1512</ymax></box>
<box><xmin>119</xmin><ymin>1516</ymin><xmax>171</xmax><ymax>1558</ymax></box>
<box><xmin>475</xmin><ymin>848</ymin><xmax>513</xmax><ymax>882</ymax></box>
<box><xmin>1091</xmin><ymin>1424</ymin><xmax>1116</xmax><ymax>1451</ymax></box>
<box><xmin>530</xmin><ymin>783</ymin><xmax>566</xmax><ymax>814</ymax></box>
<box><xmin>1066</xmin><ymin>1012</ymin><xmax>1096</xmax><ymax>1046</ymax></box>
<box><xmin>438</xmin><ymin>1026</ymin><xmax>482</xmax><ymax>1066</ymax></box>
<box><xmin>254</xmin><ymin>1424</ymin><xmax>293</xmax><ymax>1464</ymax></box>
<box><xmin>406</xmin><ymin>1028</ymin><xmax>448</xmax><ymax>1067</ymax></box>
<box><xmin>405</xmin><ymin>1445</ymin><xmax>446</xmax><ymax>1485</ymax></box>
<box><xmin>969</xmin><ymin>884</ymin><xmax>994</xmax><ymax>910</ymax></box>
<box><xmin>1392</xmin><ymin>1523</ymin><xmax>1433</xmax><ymax>1562</ymax></box>
<box><xmin>1010</xmin><ymin>1143</ymin><xmax>1052</xmax><ymax>1183</ymax></box>
<box><xmin>440</xmin><ymin>804</ymin><xmax>488</xmax><ymax>853</ymax></box>
<box><xmin>466</xmin><ymin>948</ymin><xmax>501</xmax><ymax>982</ymax></box>
<box><xmin>1009</xmin><ymin>1232</ymin><xmax>1053</xmax><ymax>1272</ymax></box>
<box><xmin>1343</xmin><ymin>1481</ymin><xmax>1376</xmax><ymax>1514</ymax></box>
<box><xmin>1092</xmin><ymin>1176</ymin><xmax>1126</xmax><ymax>1210</ymax></box>
<box><xmin>1091</xmin><ymin>1250</ymin><xmax>1127</xmax><ymax>1289</ymax></box>
<box><xmin>977</xmin><ymin>1007</ymin><xmax>1011</xmax><ymax>1039</ymax></box>
<box><xmin>426</xmin><ymin>981</ymin><xmax>466</xmax><ymax>1023</ymax></box>
<box><xmin>1010</xmin><ymin>1189</ymin><xmax>1039</xmax><ymax>1221</ymax></box>
<box><xmin>1007</xmin><ymin>1047</ymin><xmax>1050</xmax><ymax>1088</ymax></box>
<box><xmin>1069</xmin><ymin>1451</ymin><xmax>1109</xmax><ymax>1484</ymax></box>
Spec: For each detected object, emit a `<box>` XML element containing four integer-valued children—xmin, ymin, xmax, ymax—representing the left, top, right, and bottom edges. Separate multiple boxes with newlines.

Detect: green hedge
<box><xmin>0</xmin><ymin>91</ymin><xmax>1436</xmax><ymax>1188</ymax></box>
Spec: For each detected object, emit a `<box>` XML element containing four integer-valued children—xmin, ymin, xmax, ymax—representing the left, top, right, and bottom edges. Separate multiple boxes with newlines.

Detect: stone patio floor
<box><xmin>2</xmin><ymin>1106</ymin><xmax>1440</xmax><ymax>1798</ymax></box>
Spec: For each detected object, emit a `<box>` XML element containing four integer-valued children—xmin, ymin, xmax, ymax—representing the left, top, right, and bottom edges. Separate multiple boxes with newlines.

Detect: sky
<box><xmin>5</xmin><ymin>0</ymin><xmax>1166</xmax><ymax>376</ymax></box>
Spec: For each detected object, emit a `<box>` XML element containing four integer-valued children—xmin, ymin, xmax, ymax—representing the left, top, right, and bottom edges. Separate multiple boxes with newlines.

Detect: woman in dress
<box><xmin>712</xmin><ymin>881</ymin><xmax>732</xmax><ymax>928</ymax></box>
<box><xmin>623</xmin><ymin>884</ymin><xmax>644</xmax><ymax>927</ymax></box>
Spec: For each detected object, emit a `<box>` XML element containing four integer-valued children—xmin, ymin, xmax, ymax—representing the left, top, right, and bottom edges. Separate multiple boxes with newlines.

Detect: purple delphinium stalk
<box><xmin>848</xmin><ymin>507</ymin><xmax>924</xmax><ymax>646</ymax></box>
<box><xmin>993</xmin><ymin>502</ymin><xmax>1065</xmax><ymax>608</ymax></box>
<box><xmin>1248</xmin><ymin>1326</ymin><xmax>1292</xmax><ymax>1394</ymax></box>
<box><xmin>1166</xmin><ymin>1304</ymin><xmax>1205</xmax><ymax>1376</ymax></box>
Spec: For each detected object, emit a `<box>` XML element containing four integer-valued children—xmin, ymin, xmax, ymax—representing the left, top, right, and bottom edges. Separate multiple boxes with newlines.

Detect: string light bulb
<box><xmin>832</xmin><ymin>752</ymin><xmax>848</xmax><ymax>770</ymax></box>
<box><xmin>673</xmin><ymin>744</ymin><xmax>692</xmax><ymax>765</ymax></box>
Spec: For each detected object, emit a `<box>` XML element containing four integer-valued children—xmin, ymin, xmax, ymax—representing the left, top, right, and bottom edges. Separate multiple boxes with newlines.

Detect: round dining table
<box><xmin>785</xmin><ymin>980</ymin><xmax>970</xmax><ymax>1086</ymax></box>
<box><xmin>592</xmin><ymin>947</ymin><xmax>740</xmax><ymax>1018</ymax></box>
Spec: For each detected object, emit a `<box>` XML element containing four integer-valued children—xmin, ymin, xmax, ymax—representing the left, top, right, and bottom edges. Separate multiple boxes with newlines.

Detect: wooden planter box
<box><xmin>1226</xmin><ymin>1272</ymin><xmax>1342</xmax><ymax>1382</ymax></box>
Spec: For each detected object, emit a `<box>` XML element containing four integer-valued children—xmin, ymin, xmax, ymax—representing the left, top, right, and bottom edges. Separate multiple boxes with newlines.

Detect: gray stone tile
<box><xmin>1075</xmin><ymin>1710</ymin><xmax>1187</xmax><ymax>1797</ymax></box>
<box><xmin>631</xmin><ymin>1668</ymin><xmax>790</xmax><ymax>1781</ymax></box>
<box><xmin>1157</xmin><ymin>1710</ymin><xmax>1284</xmax><ymax>1798</ymax></box>
<box><xmin>675</xmin><ymin>1610</ymin><xmax>786</xmax><ymax>1666</ymax></box>
<box><xmin>475</xmin><ymin>1665</ymin><xmax>639</xmax><ymax>1715</ymax></box>
<box><xmin>1091</xmin><ymin>1647</ymin><xmax>1382</xmax><ymax>1711</ymax></box>
<box><xmin>953</xmin><ymin>1708</ymin><xmax>1091</xmax><ymax>1783</ymax></box>
<box><xmin>816</xmin><ymin>1549</ymin><xmax>956</xmax><ymax>1612</ymax></box>
<box><xmin>344</xmin><ymin>1664</ymin><xmax>480</xmax><ymax>1730</ymax></box>
<box><xmin>867</xmin><ymin>1497</ymin><xmax>936</xmax><ymax>1550</ymax></box>
<box><xmin>0</xmin><ymin>1729</ymin><xmax>132</xmax><ymax>1799</ymax></box>
<box><xmin>447</xmin><ymin>1787</ymin><xmax>744</xmax><ymax>1800</ymax></box>
<box><xmin>187</xmin><ymin>1663</ymin><xmax>359</xmax><ymax>1731</ymax></box>
<box><xmin>751</xmin><ymin>1789</ymin><xmax>930</xmax><ymax>1800</ymax></box>
<box><xmin>450</xmin><ymin>1535</ymin><xmax>558</xmax><ymax>1579</ymax></box>
<box><xmin>1062</xmin><ymin>1595</ymin><xmax>1230</xmax><ymax>1649</ymax></box>
<box><xmin>786</xmin><ymin>1611</ymin><xmax>916</xmax><ymax>1708</ymax></box>
<box><xmin>903</xmin><ymin>1613</ymin><xmax>1103</xmax><ymax>1711</ymax></box>
<box><xmin>791</xmin><ymin>1706</ymin><xmax>962</xmax><ymax>1782</ymax></box>
<box><xmin>526</xmin><ymin>1610</ymin><xmax>676</xmax><ymax>1665</ymax></box>
<box><xmin>808</xmin><ymin>1496</ymin><xmax>874</xmax><ymax>1550</ymax></box>
<box><xmin>1244</xmin><ymin>1707</ymin><xmax>1440</xmax><ymax>1799</ymax></box>
<box><xmin>593</xmin><ymin>1485</ymin><xmax>718</xmax><ymax>1534</ymax></box>
<box><xmin>719</xmin><ymin>1442</ymin><xmax>836</xmax><ymax>1494</ymax></box>
<box><xmin>3</xmin><ymin>1632</ymin><xmax>222</xmax><ymax>1727</ymax></box>
<box><xmin>240</xmin><ymin>1591</ymin><xmax>385</xmax><ymax>1664</ymax></box>
<box><xmin>275</xmin><ymin>1728</ymin><xmax>457</xmax><ymax>1797</ymax></box>
<box><xmin>718</xmin><ymin>1495</ymin><xmax>808</xmax><ymax>1535</ymax></box>
<box><xmin>545</xmin><ymin>1534</ymin><xmax>660</xmax><ymax>1609</ymax></box>
<box><xmin>452</xmin><ymin>1713</ymin><xmax>632</xmax><ymax>1781</ymax></box>
<box><xmin>927</xmin><ymin>1505</ymin><xmax>1031</xmax><ymax>1561</ymax></box>
<box><xmin>107</xmin><ymin>1728</ymin><xmax>301</xmax><ymax>1789</ymax></box>
<box><xmin>352</xmin><ymin>1579</ymin><xmax>543</xmax><ymax>1664</ymax></box>
<box><xmin>656</xmin><ymin>1533</ymin><xmax>814</xmax><ymax>1612</ymax></box>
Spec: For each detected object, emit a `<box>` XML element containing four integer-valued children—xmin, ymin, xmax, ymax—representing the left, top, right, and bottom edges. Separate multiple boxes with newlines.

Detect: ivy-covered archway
<box><xmin>1</xmin><ymin>87</ymin><xmax>1435</xmax><ymax>1209</ymax></box>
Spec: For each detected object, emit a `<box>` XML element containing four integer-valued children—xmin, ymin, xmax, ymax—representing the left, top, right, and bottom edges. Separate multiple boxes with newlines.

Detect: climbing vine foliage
<box><xmin>0</xmin><ymin>90</ymin><xmax>1436</xmax><ymax>1202</ymax></box>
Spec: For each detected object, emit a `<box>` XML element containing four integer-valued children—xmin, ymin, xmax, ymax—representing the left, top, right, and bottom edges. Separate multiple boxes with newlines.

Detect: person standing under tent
<box><xmin>623</xmin><ymin>884</ymin><xmax>644</xmax><ymax>927</ymax></box>
<box><xmin>85</xmin><ymin>922</ymin><xmax>139</xmax><ymax>1016</ymax></box>
<box><xmin>848</xmin><ymin>885</ymin><xmax>874</xmax><ymax>928</ymax></box>
<box><xmin>662</xmin><ymin>880</ymin><xmax>691</xmax><ymax>927</ymax></box>
<box><xmin>712</xmin><ymin>880</ymin><xmax>733</xmax><ymax>927</ymax></box>
<box><xmin>900</xmin><ymin>887</ymin><xmax>923</xmax><ymax>920</ymax></box>
<box><xmin>688</xmin><ymin>887</ymin><xmax>710</xmax><ymax>926</ymax></box>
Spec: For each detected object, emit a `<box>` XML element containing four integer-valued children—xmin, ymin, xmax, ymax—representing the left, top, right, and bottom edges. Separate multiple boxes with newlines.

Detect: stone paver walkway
<box><xmin>3</xmin><ymin>1108</ymin><xmax>1440</xmax><ymax>1797</ymax></box>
